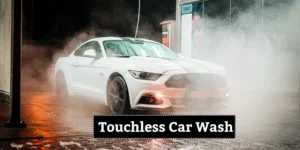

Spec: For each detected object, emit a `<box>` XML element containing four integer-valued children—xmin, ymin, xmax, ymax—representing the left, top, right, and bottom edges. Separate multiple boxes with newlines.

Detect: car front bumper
<box><xmin>123</xmin><ymin>70</ymin><xmax>230</xmax><ymax>110</ymax></box>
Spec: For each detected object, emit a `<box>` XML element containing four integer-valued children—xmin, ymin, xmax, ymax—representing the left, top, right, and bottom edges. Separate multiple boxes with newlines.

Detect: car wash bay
<box><xmin>1</xmin><ymin>0</ymin><xmax>300</xmax><ymax>149</ymax></box>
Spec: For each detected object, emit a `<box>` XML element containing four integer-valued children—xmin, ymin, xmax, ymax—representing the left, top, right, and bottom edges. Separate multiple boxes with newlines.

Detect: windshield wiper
<box><xmin>114</xmin><ymin>56</ymin><xmax>132</xmax><ymax>58</ymax></box>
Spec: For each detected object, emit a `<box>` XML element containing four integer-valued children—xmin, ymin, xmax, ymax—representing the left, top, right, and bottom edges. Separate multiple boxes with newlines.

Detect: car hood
<box><xmin>113</xmin><ymin>56</ymin><xmax>228</xmax><ymax>76</ymax></box>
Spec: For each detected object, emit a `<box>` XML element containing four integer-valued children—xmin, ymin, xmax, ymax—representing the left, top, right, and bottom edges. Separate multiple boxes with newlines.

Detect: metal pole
<box><xmin>229</xmin><ymin>0</ymin><xmax>232</xmax><ymax>23</ymax></box>
<box><xmin>4</xmin><ymin>0</ymin><xmax>26</xmax><ymax>128</ymax></box>
<box><xmin>202</xmin><ymin>0</ymin><xmax>205</xmax><ymax>55</ymax></box>
<box><xmin>202</xmin><ymin>0</ymin><xmax>205</xmax><ymax>20</ymax></box>
<box><xmin>176</xmin><ymin>0</ymin><xmax>181</xmax><ymax>53</ymax></box>
<box><xmin>262</xmin><ymin>0</ymin><xmax>264</xmax><ymax>30</ymax></box>
<box><xmin>135</xmin><ymin>0</ymin><xmax>141</xmax><ymax>38</ymax></box>
<box><xmin>31</xmin><ymin>0</ymin><xmax>33</xmax><ymax>45</ymax></box>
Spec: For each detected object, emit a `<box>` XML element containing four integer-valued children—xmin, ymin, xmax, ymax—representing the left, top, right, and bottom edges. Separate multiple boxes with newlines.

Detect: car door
<box><xmin>75</xmin><ymin>41</ymin><xmax>107</xmax><ymax>102</ymax></box>
<box><xmin>69</xmin><ymin>43</ymin><xmax>89</xmax><ymax>94</ymax></box>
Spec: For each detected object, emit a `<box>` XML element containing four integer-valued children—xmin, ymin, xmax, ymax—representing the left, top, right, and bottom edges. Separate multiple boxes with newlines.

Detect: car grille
<box><xmin>165</xmin><ymin>73</ymin><xmax>227</xmax><ymax>89</ymax></box>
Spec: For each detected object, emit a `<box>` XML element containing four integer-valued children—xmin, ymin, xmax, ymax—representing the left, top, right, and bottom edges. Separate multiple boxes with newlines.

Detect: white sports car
<box><xmin>55</xmin><ymin>37</ymin><xmax>230</xmax><ymax>114</ymax></box>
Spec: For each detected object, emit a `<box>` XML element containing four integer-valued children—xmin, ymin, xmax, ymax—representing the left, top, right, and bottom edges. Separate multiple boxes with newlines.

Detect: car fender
<box><xmin>54</xmin><ymin>57</ymin><xmax>75</xmax><ymax>95</ymax></box>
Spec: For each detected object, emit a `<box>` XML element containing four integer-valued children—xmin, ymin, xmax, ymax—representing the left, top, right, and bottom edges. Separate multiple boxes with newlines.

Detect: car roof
<box><xmin>85</xmin><ymin>37</ymin><xmax>160</xmax><ymax>44</ymax></box>
<box><xmin>74</xmin><ymin>37</ymin><xmax>161</xmax><ymax>52</ymax></box>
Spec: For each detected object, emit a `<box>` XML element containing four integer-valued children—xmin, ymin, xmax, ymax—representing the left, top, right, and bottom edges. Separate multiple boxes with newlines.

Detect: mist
<box><xmin>196</xmin><ymin>1</ymin><xmax>300</xmax><ymax>93</ymax></box>
<box><xmin>174</xmin><ymin>1</ymin><xmax>300</xmax><ymax>133</ymax></box>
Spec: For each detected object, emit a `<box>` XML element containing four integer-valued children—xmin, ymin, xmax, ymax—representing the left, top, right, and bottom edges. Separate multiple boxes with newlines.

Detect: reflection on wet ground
<box><xmin>0</xmin><ymin>92</ymin><xmax>300</xmax><ymax>149</ymax></box>
<box><xmin>21</xmin><ymin>92</ymin><xmax>112</xmax><ymax>137</ymax></box>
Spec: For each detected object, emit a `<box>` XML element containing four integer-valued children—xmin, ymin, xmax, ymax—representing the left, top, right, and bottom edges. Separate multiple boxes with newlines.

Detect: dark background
<box><xmin>22</xmin><ymin>0</ymin><xmax>290</xmax><ymax>49</ymax></box>
<box><xmin>22</xmin><ymin>0</ymin><xmax>177</xmax><ymax>49</ymax></box>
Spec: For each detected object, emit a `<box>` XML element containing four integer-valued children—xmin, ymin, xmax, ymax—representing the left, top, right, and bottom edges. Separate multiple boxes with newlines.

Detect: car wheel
<box><xmin>107</xmin><ymin>76</ymin><xmax>131</xmax><ymax>114</ymax></box>
<box><xmin>55</xmin><ymin>72</ymin><xmax>70</xmax><ymax>102</ymax></box>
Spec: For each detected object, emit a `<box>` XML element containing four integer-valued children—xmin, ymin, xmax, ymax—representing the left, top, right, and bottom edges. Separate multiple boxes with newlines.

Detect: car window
<box><xmin>74</xmin><ymin>41</ymin><xmax>103</xmax><ymax>58</ymax></box>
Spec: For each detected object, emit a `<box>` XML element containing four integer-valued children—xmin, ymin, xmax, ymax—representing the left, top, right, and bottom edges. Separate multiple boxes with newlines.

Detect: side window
<box><xmin>74</xmin><ymin>45</ymin><xmax>85</xmax><ymax>56</ymax></box>
<box><xmin>74</xmin><ymin>41</ymin><xmax>103</xmax><ymax>58</ymax></box>
<box><xmin>90</xmin><ymin>41</ymin><xmax>103</xmax><ymax>58</ymax></box>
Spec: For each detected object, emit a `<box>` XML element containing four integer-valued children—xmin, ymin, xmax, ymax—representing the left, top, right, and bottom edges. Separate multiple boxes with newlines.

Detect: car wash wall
<box><xmin>175</xmin><ymin>0</ymin><xmax>300</xmax><ymax>94</ymax></box>
<box><xmin>0</xmin><ymin>0</ymin><xmax>12</xmax><ymax>101</ymax></box>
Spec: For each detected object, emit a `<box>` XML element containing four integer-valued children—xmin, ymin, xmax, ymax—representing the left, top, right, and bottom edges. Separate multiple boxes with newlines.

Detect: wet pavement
<box><xmin>0</xmin><ymin>92</ymin><xmax>300</xmax><ymax>149</ymax></box>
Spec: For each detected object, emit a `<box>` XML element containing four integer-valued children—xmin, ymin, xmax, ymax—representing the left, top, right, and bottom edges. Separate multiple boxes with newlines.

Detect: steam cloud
<box><xmin>199</xmin><ymin>1</ymin><xmax>300</xmax><ymax>93</ymax></box>
<box><xmin>184</xmin><ymin>1</ymin><xmax>300</xmax><ymax>131</ymax></box>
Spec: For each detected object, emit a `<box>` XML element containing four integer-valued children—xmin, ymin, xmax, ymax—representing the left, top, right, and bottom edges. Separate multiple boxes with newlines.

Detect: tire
<box><xmin>107</xmin><ymin>76</ymin><xmax>131</xmax><ymax>114</ymax></box>
<box><xmin>55</xmin><ymin>72</ymin><xmax>70</xmax><ymax>102</ymax></box>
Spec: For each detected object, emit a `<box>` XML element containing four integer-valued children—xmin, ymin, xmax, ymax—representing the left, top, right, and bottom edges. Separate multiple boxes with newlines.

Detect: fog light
<box><xmin>138</xmin><ymin>93</ymin><xmax>164</xmax><ymax>105</ymax></box>
<box><xmin>148</xmin><ymin>97</ymin><xmax>155</xmax><ymax>104</ymax></box>
<box><xmin>155</xmin><ymin>93</ymin><xmax>164</xmax><ymax>99</ymax></box>
<box><xmin>154</xmin><ymin>98</ymin><xmax>163</xmax><ymax>105</ymax></box>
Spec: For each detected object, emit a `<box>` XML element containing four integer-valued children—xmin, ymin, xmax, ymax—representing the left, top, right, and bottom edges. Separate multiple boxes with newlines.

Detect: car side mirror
<box><xmin>177</xmin><ymin>53</ymin><xmax>184</xmax><ymax>58</ymax></box>
<box><xmin>83</xmin><ymin>49</ymin><xmax>97</xmax><ymax>58</ymax></box>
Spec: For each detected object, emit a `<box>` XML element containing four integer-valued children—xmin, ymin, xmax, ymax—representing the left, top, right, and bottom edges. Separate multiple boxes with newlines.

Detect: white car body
<box><xmin>55</xmin><ymin>37</ymin><xmax>230</xmax><ymax>111</ymax></box>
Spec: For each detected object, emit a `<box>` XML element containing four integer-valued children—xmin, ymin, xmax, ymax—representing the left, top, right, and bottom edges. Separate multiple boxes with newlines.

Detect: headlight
<box><xmin>129</xmin><ymin>70</ymin><xmax>162</xmax><ymax>81</ymax></box>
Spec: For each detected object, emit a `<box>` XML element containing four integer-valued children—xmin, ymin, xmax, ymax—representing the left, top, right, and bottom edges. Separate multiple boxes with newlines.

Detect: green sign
<box><xmin>182</xmin><ymin>4</ymin><xmax>193</xmax><ymax>15</ymax></box>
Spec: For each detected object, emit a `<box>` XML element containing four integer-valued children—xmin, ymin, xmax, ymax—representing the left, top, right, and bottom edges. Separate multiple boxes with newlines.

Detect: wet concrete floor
<box><xmin>0</xmin><ymin>92</ymin><xmax>300</xmax><ymax>149</ymax></box>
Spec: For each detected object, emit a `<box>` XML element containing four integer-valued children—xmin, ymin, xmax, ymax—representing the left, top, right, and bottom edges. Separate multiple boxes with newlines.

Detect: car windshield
<box><xmin>103</xmin><ymin>40</ymin><xmax>178</xmax><ymax>59</ymax></box>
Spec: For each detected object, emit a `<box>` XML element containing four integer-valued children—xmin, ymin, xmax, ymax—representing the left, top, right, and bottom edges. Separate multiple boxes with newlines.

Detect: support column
<box><xmin>4</xmin><ymin>0</ymin><xmax>26</xmax><ymax>128</ymax></box>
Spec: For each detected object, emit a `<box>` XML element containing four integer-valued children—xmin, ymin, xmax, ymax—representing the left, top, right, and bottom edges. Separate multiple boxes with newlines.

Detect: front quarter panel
<box><xmin>54</xmin><ymin>56</ymin><xmax>76</xmax><ymax>95</ymax></box>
